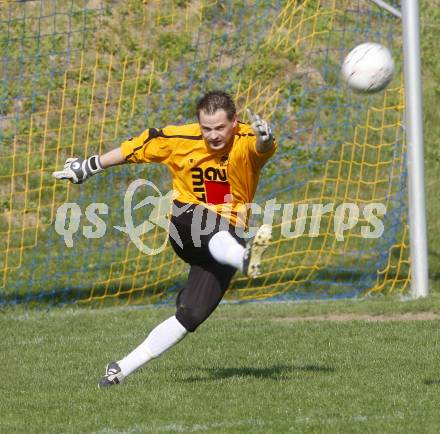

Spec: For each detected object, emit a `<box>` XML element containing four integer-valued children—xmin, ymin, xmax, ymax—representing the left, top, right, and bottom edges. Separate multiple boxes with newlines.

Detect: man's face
<box><xmin>199</xmin><ymin>109</ymin><xmax>237</xmax><ymax>152</ymax></box>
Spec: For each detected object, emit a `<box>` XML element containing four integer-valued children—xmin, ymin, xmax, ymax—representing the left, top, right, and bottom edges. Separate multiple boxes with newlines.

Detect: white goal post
<box><xmin>401</xmin><ymin>0</ymin><xmax>428</xmax><ymax>298</ymax></box>
<box><xmin>371</xmin><ymin>0</ymin><xmax>428</xmax><ymax>298</ymax></box>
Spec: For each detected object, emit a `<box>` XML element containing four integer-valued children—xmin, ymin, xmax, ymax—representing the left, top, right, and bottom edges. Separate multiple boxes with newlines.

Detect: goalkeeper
<box><xmin>53</xmin><ymin>90</ymin><xmax>276</xmax><ymax>388</ymax></box>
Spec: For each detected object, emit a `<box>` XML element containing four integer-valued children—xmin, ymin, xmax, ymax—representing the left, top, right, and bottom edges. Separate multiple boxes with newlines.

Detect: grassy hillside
<box><xmin>420</xmin><ymin>1</ymin><xmax>440</xmax><ymax>289</ymax></box>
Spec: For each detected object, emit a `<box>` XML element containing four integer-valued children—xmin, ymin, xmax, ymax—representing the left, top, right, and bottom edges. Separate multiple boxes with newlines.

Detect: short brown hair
<box><xmin>196</xmin><ymin>90</ymin><xmax>236</xmax><ymax>121</ymax></box>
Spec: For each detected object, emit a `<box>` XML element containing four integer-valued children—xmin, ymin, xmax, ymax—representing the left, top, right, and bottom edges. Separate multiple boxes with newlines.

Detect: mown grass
<box><xmin>2</xmin><ymin>299</ymin><xmax>440</xmax><ymax>433</ymax></box>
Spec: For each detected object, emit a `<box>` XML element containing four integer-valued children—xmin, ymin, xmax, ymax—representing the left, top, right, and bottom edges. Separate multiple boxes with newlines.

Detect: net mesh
<box><xmin>0</xmin><ymin>0</ymin><xmax>409</xmax><ymax>306</ymax></box>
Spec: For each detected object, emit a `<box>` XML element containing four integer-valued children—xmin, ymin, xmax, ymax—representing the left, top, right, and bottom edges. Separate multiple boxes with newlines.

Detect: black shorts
<box><xmin>169</xmin><ymin>201</ymin><xmax>246</xmax><ymax>332</ymax></box>
<box><xmin>169</xmin><ymin>200</ymin><xmax>246</xmax><ymax>265</ymax></box>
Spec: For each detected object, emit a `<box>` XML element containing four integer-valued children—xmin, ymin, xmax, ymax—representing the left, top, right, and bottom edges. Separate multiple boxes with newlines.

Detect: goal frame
<box><xmin>373</xmin><ymin>0</ymin><xmax>428</xmax><ymax>298</ymax></box>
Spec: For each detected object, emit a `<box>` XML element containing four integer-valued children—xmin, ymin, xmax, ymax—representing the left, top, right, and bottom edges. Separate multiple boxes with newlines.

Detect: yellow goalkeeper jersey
<box><xmin>120</xmin><ymin>122</ymin><xmax>276</xmax><ymax>227</ymax></box>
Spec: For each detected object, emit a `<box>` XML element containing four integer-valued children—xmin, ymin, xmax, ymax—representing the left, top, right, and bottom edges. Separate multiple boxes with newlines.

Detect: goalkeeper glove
<box><xmin>247</xmin><ymin>109</ymin><xmax>274</xmax><ymax>151</ymax></box>
<box><xmin>52</xmin><ymin>155</ymin><xmax>103</xmax><ymax>184</ymax></box>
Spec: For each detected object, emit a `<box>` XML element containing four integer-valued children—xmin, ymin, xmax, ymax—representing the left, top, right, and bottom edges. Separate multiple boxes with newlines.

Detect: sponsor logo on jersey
<box><xmin>190</xmin><ymin>166</ymin><xmax>231</xmax><ymax>204</ymax></box>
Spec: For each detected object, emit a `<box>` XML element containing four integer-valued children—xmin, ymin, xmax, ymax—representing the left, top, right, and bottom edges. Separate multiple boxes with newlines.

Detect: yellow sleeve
<box><xmin>120</xmin><ymin>128</ymin><xmax>173</xmax><ymax>164</ymax></box>
<box><xmin>247</xmin><ymin>135</ymin><xmax>277</xmax><ymax>170</ymax></box>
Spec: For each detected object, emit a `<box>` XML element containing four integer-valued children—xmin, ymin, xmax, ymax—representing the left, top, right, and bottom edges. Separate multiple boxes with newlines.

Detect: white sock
<box><xmin>118</xmin><ymin>315</ymin><xmax>187</xmax><ymax>377</ymax></box>
<box><xmin>208</xmin><ymin>230</ymin><xmax>246</xmax><ymax>271</ymax></box>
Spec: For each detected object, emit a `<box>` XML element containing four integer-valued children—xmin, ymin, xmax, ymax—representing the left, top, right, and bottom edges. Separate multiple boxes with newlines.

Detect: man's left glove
<box><xmin>247</xmin><ymin>109</ymin><xmax>274</xmax><ymax>149</ymax></box>
<box><xmin>52</xmin><ymin>155</ymin><xmax>103</xmax><ymax>184</ymax></box>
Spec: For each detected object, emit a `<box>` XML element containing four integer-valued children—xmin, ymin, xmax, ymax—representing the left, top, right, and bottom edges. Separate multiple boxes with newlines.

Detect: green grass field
<box><xmin>3</xmin><ymin>297</ymin><xmax>440</xmax><ymax>433</ymax></box>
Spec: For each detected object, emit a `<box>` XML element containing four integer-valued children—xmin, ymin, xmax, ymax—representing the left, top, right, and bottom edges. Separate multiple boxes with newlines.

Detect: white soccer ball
<box><xmin>341</xmin><ymin>42</ymin><xmax>394</xmax><ymax>93</ymax></box>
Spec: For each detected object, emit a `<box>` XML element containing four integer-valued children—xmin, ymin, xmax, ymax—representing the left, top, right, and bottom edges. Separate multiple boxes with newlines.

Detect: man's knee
<box><xmin>175</xmin><ymin>305</ymin><xmax>209</xmax><ymax>332</ymax></box>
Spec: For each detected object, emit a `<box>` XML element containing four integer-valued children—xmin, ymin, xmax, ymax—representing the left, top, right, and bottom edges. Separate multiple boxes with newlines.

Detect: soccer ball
<box><xmin>341</xmin><ymin>42</ymin><xmax>394</xmax><ymax>93</ymax></box>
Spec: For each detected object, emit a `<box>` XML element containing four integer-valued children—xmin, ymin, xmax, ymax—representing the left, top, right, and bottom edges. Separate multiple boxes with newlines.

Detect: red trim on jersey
<box><xmin>204</xmin><ymin>181</ymin><xmax>232</xmax><ymax>205</ymax></box>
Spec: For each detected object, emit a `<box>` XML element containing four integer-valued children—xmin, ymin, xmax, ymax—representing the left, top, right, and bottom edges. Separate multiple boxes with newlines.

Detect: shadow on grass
<box><xmin>1</xmin><ymin>280</ymin><xmax>184</xmax><ymax>308</ymax></box>
<box><xmin>182</xmin><ymin>364</ymin><xmax>335</xmax><ymax>382</ymax></box>
<box><xmin>423</xmin><ymin>379</ymin><xmax>440</xmax><ymax>385</ymax></box>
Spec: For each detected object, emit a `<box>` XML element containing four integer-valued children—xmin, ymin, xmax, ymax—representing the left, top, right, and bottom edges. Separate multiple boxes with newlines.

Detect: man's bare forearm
<box><xmin>256</xmin><ymin>136</ymin><xmax>275</xmax><ymax>153</ymax></box>
<box><xmin>99</xmin><ymin>147</ymin><xmax>125</xmax><ymax>169</ymax></box>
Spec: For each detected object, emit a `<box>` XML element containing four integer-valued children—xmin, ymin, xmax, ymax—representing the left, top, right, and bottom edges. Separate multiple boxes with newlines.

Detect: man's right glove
<box><xmin>52</xmin><ymin>155</ymin><xmax>103</xmax><ymax>184</ymax></box>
